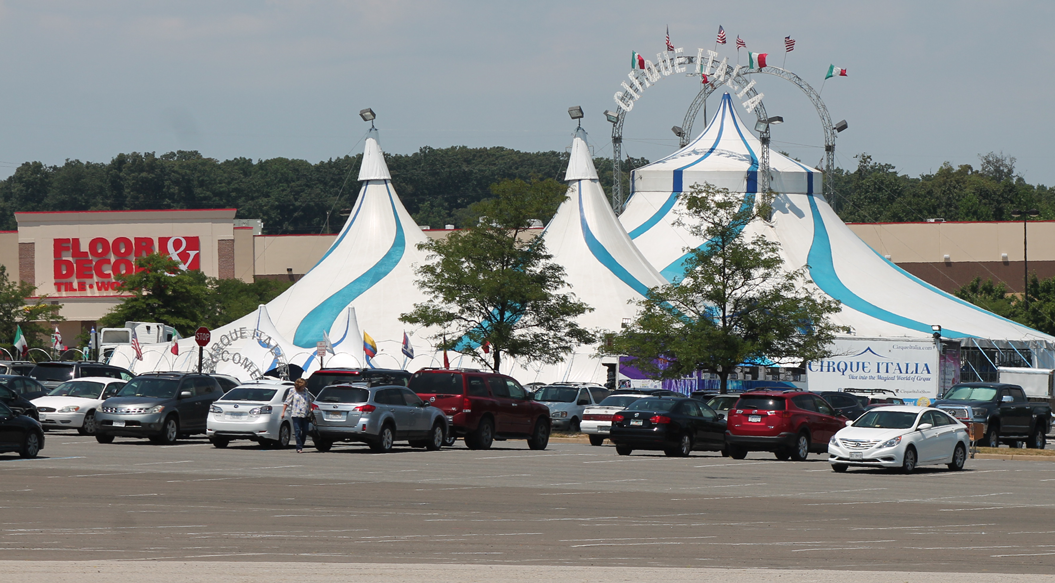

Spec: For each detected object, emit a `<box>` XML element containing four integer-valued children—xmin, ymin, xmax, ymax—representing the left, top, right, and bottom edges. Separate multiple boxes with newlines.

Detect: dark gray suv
<box><xmin>94</xmin><ymin>373</ymin><xmax>223</xmax><ymax>444</ymax></box>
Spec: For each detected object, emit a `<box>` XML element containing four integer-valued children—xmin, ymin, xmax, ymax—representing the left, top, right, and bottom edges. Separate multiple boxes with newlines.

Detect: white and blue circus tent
<box><xmin>112</xmin><ymin>129</ymin><xmax>447</xmax><ymax>380</ymax></box>
<box><xmin>507</xmin><ymin>129</ymin><xmax>668</xmax><ymax>383</ymax></box>
<box><xmin>620</xmin><ymin>92</ymin><xmax>1055</xmax><ymax>360</ymax></box>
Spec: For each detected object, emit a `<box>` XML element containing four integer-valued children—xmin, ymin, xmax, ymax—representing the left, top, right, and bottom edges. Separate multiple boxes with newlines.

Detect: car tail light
<box><xmin>612</xmin><ymin>413</ymin><xmax>625</xmax><ymax>423</ymax></box>
<box><xmin>311</xmin><ymin>403</ymin><xmax>319</xmax><ymax>411</ymax></box>
<box><xmin>462</xmin><ymin>396</ymin><xmax>472</xmax><ymax>413</ymax></box>
<box><xmin>650</xmin><ymin>415</ymin><xmax>671</xmax><ymax>424</ymax></box>
<box><xmin>584</xmin><ymin>414</ymin><xmax>613</xmax><ymax>421</ymax></box>
<box><xmin>354</xmin><ymin>404</ymin><xmax>376</xmax><ymax>413</ymax></box>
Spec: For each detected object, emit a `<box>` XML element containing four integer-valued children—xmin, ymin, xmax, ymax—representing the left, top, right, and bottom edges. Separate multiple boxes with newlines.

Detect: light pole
<box><xmin>1011</xmin><ymin>209</ymin><xmax>1039</xmax><ymax>310</ymax></box>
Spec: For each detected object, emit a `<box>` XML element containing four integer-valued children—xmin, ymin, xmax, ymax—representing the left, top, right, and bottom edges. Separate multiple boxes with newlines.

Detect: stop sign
<box><xmin>194</xmin><ymin>326</ymin><xmax>211</xmax><ymax>347</ymax></box>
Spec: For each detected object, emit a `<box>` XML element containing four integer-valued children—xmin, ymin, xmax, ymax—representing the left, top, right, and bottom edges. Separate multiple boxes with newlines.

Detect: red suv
<box><xmin>408</xmin><ymin>368</ymin><xmax>551</xmax><ymax>450</ymax></box>
<box><xmin>725</xmin><ymin>391</ymin><xmax>847</xmax><ymax>461</ymax></box>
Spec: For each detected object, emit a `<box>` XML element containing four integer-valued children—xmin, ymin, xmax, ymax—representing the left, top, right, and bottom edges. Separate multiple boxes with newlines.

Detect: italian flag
<box><xmin>13</xmin><ymin>325</ymin><xmax>27</xmax><ymax>357</ymax></box>
<box><xmin>748</xmin><ymin>51</ymin><xmax>768</xmax><ymax>69</ymax></box>
<box><xmin>632</xmin><ymin>51</ymin><xmax>645</xmax><ymax>70</ymax></box>
<box><xmin>826</xmin><ymin>65</ymin><xmax>847</xmax><ymax>79</ymax></box>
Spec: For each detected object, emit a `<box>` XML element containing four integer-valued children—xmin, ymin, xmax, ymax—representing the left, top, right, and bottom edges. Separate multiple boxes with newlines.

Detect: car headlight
<box><xmin>829</xmin><ymin>435</ymin><xmax>838</xmax><ymax>446</ymax></box>
<box><xmin>59</xmin><ymin>405</ymin><xmax>81</xmax><ymax>413</ymax></box>
<box><xmin>552</xmin><ymin>410</ymin><xmax>567</xmax><ymax>418</ymax></box>
<box><xmin>879</xmin><ymin>436</ymin><xmax>902</xmax><ymax>449</ymax></box>
<box><xmin>972</xmin><ymin>407</ymin><xmax>987</xmax><ymax>418</ymax></box>
<box><xmin>149</xmin><ymin>405</ymin><xmax>166</xmax><ymax>414</ymax></box>
<box><xmin>249</xmin><ymin>406</ymin><xmax>273</xmax><ymax>416</ymax></box>
<box><xmin>210</xmin><ymin>405</ymin><xmax>222</xmax><ymax>414</ymax></box>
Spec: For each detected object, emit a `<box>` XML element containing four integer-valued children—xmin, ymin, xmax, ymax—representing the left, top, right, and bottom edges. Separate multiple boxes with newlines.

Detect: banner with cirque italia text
<box><xmin>806</xmin><ymin>338</ymin><xmax>941</xmax><ymax>403</ymax></box>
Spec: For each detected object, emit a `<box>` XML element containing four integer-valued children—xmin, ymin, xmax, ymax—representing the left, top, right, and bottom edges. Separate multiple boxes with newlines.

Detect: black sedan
<box><xmin>609</xmin><ymin>397</ymin><xmax>726</xmax><ymax>457</ymax></box>
<box><xmin>0</xmin><ymin>383</ymin><xmax>38</xmax><ymax>420</ymax></box>
<box><xmin>0</xmin><ymin>401</ymin><xmax>44</xmax><ymax>458</ymax></box>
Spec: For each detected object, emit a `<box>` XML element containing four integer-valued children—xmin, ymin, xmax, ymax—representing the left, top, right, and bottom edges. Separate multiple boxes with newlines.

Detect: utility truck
<box><xmin>97</xmin><ymin>322</ymin><xmax>181</xmax><ymax>362</ymax></box>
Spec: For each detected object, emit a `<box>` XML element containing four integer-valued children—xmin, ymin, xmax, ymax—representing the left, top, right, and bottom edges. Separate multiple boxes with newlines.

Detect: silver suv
<box><xmin>95</xmin><ymin>373</ymin><xmax>223</xmax><ymax>445</ymax></box>
<box><xmin>312</xmin><ymin>384</ymin><xmax>448</xmax><ymax>453</ymax></box>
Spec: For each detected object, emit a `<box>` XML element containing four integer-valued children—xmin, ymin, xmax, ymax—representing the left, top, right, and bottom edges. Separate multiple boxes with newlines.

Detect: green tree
<box><xmin>400</xmin><ymin>178</ymin><xmax>595</xmax><ymax>372</ymax></box>
<box><xmin>605</xmin><ymin>183</ymin><xmax>845</xmax><ymax>393</ymax></box>
<box><xmin>0</xmin><ymin>266</ymin><xmax>64</xmax><ymax>357</ymax></box>
<box><xmin>97</xmin><ymin>253</ymin><xmax>212</xmax><ymax>336</ymax></box>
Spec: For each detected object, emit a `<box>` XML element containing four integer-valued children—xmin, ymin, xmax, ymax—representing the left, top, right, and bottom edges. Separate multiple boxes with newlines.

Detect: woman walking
<box><xmin>282</xmin><ymin>378</ymin><xmax>314</xmax><ymax>453</ymax></box>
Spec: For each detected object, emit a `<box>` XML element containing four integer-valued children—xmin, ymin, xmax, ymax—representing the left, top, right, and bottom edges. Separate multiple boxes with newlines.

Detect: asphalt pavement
<box><xmin>2</xmin><ymin>433</ymin><xmax>1054</xmax><ymax>581</ymax></box>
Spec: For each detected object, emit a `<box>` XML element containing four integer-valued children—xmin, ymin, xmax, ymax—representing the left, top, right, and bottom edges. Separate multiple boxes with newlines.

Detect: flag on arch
<box><xmin>784</xmin><ymin>36</ymin><xmax>796</xmax><ymax>53</ymax></box>
<box><xmin>631</xmin><ymin>51</ymin><xmax>645</xmax><ymax>70</ymax></box>
<box><xmin>170</xmin><ymin>338</ymin><xmax>179</xmax><ymax>356</ymax></box>
<box><xmin>130</xmin><ymin>328</ymin><xmax>144</xmax><ymax>361</ymax></box>
<box><xmin>363</xmin><ymin>331</ymin><xmax>377</xmax><ymax>360</ymax></box>
<box><xmin>51</xmin><ymin>327</ymin><xmax>62</xmax><ymax>351</ymax></box>
<box><xmin>401</xmin><ymin>331</ymin><xmax>414</xmax><ymax>359</ymax></box>
<box><xmin>736</xmin><ymin>36</ymin><xmax>745</xmax><ymax>49</ymax></box>
<box><xmin>665</xmin><ymin>26</ymin><xmax>674</xmax><ymax>52</ymax></box>
<box><xmin>748</xmin><ymin>51</ymin><xmax>768</xmax><ymax>69</ymax></box>
<box><xmin>716</xmin><ymin>25</ymin><xmax>726</xmax><ymax>45</ymax></box>
<box><xmin>13</xmin><ymin>325</ymin><xmax>28</xmax><ymax>357</ymax></box>
<box><xmin>826</xmin><ymin>65</ymin><xmax>848</xmax><ymax>79</ymax></box>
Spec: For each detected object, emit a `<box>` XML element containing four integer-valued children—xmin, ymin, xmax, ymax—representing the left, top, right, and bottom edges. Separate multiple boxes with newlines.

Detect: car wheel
<box><xmin>370</xmin><ymin>424</ymin><xmax>395</xmax><ymax>453</ymax></box>
<box><xmin>901</xmin><ymin>446</ymin><xmax>917</xmax><ymax>474</ymax></box>
<box><xmin>665</xmin><ymin>434</ymin><xmax>692</xmax><ymax>457</ymax></box>
<box><xmin>789</xmin><ymin>432</ymin><xmax>810</xmax><ymax>461</ymax></box>
<box><xmin>157</xmin><ymin>416</ymin><xmax>179</xmax><ymax>445</ymax></box>
<box><xmin>569</xmin><ymin>417</ymin><xmax>581</xmax><ymax>433</ymax></box>
<box><xmin>425</xmin><ymin>422</ymin><xmax>445</xmax><ymax>451</ymax></box>
<box><xmin>79</xmin><ymin>411</ymin><xmax>97</xmax><ymax>436</ymax></box>
<box><xmin>948</xmin><ymin>443</ymin><xmax>967</xmax><ymax>471</ymax></box>
<box><xmin>443</xmin><ymin>433</ymin><xmax>458</xmax><ymax>447</ymax></box>
<box><xmin>19</xmin><ymin>432</ymin><xmax>41</xmax><ymax>458</ymax></box>
<box><xmin>728</xmin><ymin>445</ymin><xmax>747</xmax><ymax>460</ymax></box>
<box><xmin>831</xmin><ymin>463</ymin><xmax>848</xmax><ymax>473</ymax></box>
<box><xmin>983</xmin><ymin>424</ymin><xmax>1000</xmax><ymax>448</ymax></box>
<box><xmin>615</xmin><ymin>444</ymin><xmax>633</xmax><ymax>456</ymax></box>
<box><xmin>528</xmin><ymin>418</ymin><xmax>550</xmax><ymax>451</ymax></box>
<box><xmin>588</xmin><ymin>435</ymin><xmax>605</xmax><ymax>446</ymax></box>
<box><xmin>466</xmin><ymin>417</ymin><xmax>494</xmax><ymax>450</ymax></box>
<box><xmin>774</xmin><ymin>449</ymin><xmax>791</xmax><ymax>461</ymax></box>
<box><xmin>278</xmin><ymin>423</ymin><xmax>292</xmax><ymax>449</ymax></box>
<box><xmin>313</xmin><ymin>436</ymin><xmax>332</xmax><ymax>452</ymax></box>
<box><xmin>211</xmin><ymin>436</ymin><xmax>229</xmax><ymax>449</ymax></box>
<box><xmin>1028</xmin><ymin>425</ymin><xmax>1047</xmax><ymax>449</ymax></box>
<box><xmin>95</xmin><ymin>434</ymin><xmax>115</xmax><ymax>444</ymax></box>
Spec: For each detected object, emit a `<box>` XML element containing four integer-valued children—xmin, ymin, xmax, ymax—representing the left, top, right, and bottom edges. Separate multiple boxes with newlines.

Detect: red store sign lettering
<box><xmin>53</xmin><ymin>236</ymin><xmax>201</xmax><ymax>293</ymax></box>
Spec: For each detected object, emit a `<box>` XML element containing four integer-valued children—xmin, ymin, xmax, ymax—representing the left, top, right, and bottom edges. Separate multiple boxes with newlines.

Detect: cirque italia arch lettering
<box><xmin>614</xmin><ymin>47</ymin><xmax>765</xmax><ymax>114</ymax></box>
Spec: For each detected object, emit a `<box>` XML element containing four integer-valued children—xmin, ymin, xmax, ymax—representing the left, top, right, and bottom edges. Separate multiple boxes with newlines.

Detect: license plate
<box><xmin>748</xmin><ymin>415</ymin><xmax>762</xmax><ymax>423</ymax></box>
<box><xmin>630</xmin><ymin>419</ymin><xmax>643</xmax><ymax>426</ymax></box>
<box><xmin>38</xmin><ymin>413</ymin><xmax>47</xmax><ymax>421</ymax></box>
<box><xmin>225</xmin><ymin>413</ymin><xmax>246</xmax><ymax>420</ymax></box>
<box><xmin>850</xmin><ymin>452</ymin><xmax>863</xmax><ymax>460</ymax></box>
<box><xmin>325</xmin><ymin>412</ymin><xmax>344</xmax><ymax>421</ymax></box>
<box><xmin>112</xmin><ymin>420</ymin><xmax>125</xmax><ymax>427</ymax></box>
<box><xmin>598</xmin><ymin>425</ymin><xmax>610</xmax><ymax>432</ymax></box>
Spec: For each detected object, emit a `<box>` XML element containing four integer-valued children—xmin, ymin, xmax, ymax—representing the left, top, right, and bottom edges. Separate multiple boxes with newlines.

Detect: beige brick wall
<box><xmin>217</xmin><ymin>239</ymin><xmax>235</xmax><ymax>280</ymax></box>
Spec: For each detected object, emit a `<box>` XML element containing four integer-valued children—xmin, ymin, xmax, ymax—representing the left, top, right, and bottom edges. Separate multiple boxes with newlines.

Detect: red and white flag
<box><xmin>170</xmin><ymin>339</ymin><xmax>179</xmax><ymax>356</ymax></box>
<box><xmin>785</xmin><ymin>36</ymin><xmax>796</xmax><ymax>52</ymax></box>
<box><xmin>131</xmin><ymin>328</ymin><xmax>144</xmax><ymax>361</ymax></box>
<box><xmin>665</xmin><ymin>26</ymin><xmax>674</xmax><ymax>52</ymax></box>
<box><xmin>736</xmin><ymin>36</ymin><xmax>746</xmax><ymax>50</ymax></box>
<box><xmin>716</xmin><ymin>26</ymin><xmax>726</xmax><ymax>45</ymax></box>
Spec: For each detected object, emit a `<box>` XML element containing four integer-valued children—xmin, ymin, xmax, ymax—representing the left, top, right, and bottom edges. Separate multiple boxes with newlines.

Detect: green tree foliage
<box><xmin>98</xmin><ymin>254</ymin><xmax>291</xmax><ymax>336</ymax></box>
<box><xmin>0</xmin><ymin>147</ymin><xmax>646</xmax><ymax>234</ymax></box>
<box><xmin>605</xmin><ymin>183</ymin><xmax>844</xmax><ymax>393</ymax></box>
<box><xmin>400</xmin><ymin>179</ymin><xmax>595</xmax><ymax>372</ymax></box>
<box><xmin>955</xmin><ymin>274</ymin><xmax>1055</xmax><ymax>336</ymax></box>
<box><xmin>0</xmin><ymin>266</ymin><xmax>64</xmax><ymax>356</ymax></box>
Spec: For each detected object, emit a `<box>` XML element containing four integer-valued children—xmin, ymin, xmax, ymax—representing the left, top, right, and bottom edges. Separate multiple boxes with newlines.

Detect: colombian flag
<box><xmin>363</xmin><ymin>332</ymin><xmax>378</xmax><ymax>359</ymax></box>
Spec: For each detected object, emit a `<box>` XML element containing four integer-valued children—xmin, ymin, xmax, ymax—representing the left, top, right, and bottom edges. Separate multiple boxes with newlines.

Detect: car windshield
<box><xmin>409</xmin><ymin>372</ymin><xmax>462</xmax><ymax>395</ymax></box>
<box><xmin>597</xmin><ymin>395</ymin><xmax>646</xmax><ymax>408</ymax></box>
<box><xmin>706</xmin><ymin>396</ymin><xmax>738</xmax><ymax>410</ymax></box>
<box><xmin>30</xmin><ymin>365</ymin><xmax>75</xmax><ymax>382</ymax></box>
<box><xmin>534</xmin><ymin>387</ymin><xmax>578</xmax><ymax>402</ymax></box>
<box><xmin>853</xmin><ymin>410</ymin><xmax>919</xmax><ymax>429</ymax></box>
<box><xmin>117</xmin><ymin>378</ymin><xmax>179</xmax><ymax>399</ymax></box>
<box><xmin>221</xmin><ymin>388</ymin><xmax>278</xmax><ymax>402</ymax></box>
<box><xmin>737</xmin><ymin>396</ymin><xmax>786</xmax><ymax>411</ymax></box>
<box><xmin>626</xmin><ymin>398</ymin><xmax>677</xmax><ymax>412</ymax></box>
<box><xmin>51</xmin><ymin>381</ymin><xmax>105</xmax><ymax>399</ymax></box>
<box><xmin>317</xmin><ymin>387</ymin><xmax>370</xmax><ymax>404</ymax></box>
<box><xmin>942</xmin><ymin>386</ymin><xmax>998</xmax><ymax>401</ymax></box>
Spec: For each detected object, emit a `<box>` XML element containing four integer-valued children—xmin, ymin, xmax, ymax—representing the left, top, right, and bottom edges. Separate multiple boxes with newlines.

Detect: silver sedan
<box><xmin>312</xmin><ymin>384</ymin><xmax>448</xmax><ymax>453</ymax></box>
<box><xmin>207</xmin><ymin>381</ymin><xmax>296</xmax><ymax>448</ymax></box>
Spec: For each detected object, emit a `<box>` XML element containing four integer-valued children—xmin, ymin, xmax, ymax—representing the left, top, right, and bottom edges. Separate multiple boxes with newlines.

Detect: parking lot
<box><xmin>2</xmin><ymin>433</ymin><xmax>1055</xmax><ymax>580</ymax></box>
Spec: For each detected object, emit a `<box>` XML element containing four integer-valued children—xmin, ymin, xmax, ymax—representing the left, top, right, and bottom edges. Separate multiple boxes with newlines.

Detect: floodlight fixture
<box><xmin>604</xmin><ymin>110</ymin><xmax>620</xmax><ymax>124</ymax></box>
<box><xmin>568</xmin><ymin>106</ymin><xmax>584</xmax><ymax>120</ymax></box>
<box><xmin>766</xmin><ymin>116</ymin><xmax>784</xmax><ymax>125</ymax></box>
<box><xmin>671</xmin><ymin>125</ymin><xmax>684</xmax><ymax>138</ymax></box>
<box><xmin>834</xmin><ymin>119</ymin><xmax>848</xmax><ymax>133</ymax></box>
<box><xmin>754</xmin><ymin>119</ymin><xmax>768</xmax><ymax>133</ymax></box>
<box><xmin>359</xmin><ymin>108</ymin><xmax>376</xmax><ymax>122</ymax></box>
<box><xmin>931</xmin><ymin>324</ymin><xmax>942</xmax><ymax>339</ymax></box>
<box><xmin>1011</xmin><ymin>209</ymin><xmax>1040</xmax><ymax>218</ymax></box>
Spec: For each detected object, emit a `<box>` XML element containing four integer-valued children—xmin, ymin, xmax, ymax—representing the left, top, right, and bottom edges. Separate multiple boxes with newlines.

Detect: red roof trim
<box><xmin>15</xmin><ymin>208</ymin><xmax>237</xmax><ymax>216</ymax></box>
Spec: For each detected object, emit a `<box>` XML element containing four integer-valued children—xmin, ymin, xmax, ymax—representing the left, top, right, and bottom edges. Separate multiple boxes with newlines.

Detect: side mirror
<box><xmin>917</xmin><ymin>423</ymin><xmax>933</xmax><ymax>431</ymax></box>
<box><xmin>1001</xmin><ymin>395</ymin><xmax>1014</xmax><ymax>403</ymax></box>
<box><xmin>179</xmin><ymin>391</ymin><xmax>193</xmax><ymax>399</ymax></box>
<box><xmin>717</xmin><ymin>413</ymin><xmax>726</xmax><ymax>420</ymax></box>
<box><xmin>845</xmin><ymin>420</ymin><xmax>854</xmax><ymax>427</ymax></box>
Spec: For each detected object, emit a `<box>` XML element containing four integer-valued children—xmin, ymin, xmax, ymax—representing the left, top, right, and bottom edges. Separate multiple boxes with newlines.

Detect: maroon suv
<box><xmin>725</xmin><ymin>391</ymin><xmax>847</xmax><ymax>461</ymax></box>
<box><xmin>408</xmin><ymin>368</ymin><xmax>551</xmax><ymax>450</ymax></box>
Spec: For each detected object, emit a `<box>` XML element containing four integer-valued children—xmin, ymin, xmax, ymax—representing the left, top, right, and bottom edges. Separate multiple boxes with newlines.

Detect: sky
<box><xmin>1</xmin><ymin>1</ymin><xmax>1053</xmax><ymax>186</ymax></box>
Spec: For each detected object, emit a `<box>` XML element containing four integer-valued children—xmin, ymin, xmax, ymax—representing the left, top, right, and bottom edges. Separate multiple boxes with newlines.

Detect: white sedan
<box><xmin>31</xmin><ymin>377</ymin><xmax>127</xmax><ymax>435</ymax></box>
<box><xmin>581</xmin><ymin>393</ymin><xmax>653</xmax><ymax>446</ymax></box>
<box><xmin>828</xmin><ymin>405</ymin><xmax>970</xmax><ymax>473</ymax></box>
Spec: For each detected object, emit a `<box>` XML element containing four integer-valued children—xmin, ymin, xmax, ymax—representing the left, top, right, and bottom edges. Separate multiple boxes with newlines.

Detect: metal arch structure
<box><xmin>680</xmin><ymin>66</ymin><xmax>839</xmax><ymax>205</ymax></box>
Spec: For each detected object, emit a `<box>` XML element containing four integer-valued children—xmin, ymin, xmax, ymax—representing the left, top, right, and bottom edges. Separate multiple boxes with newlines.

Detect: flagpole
<box><xmin>782</xmin><ymin>50</ymin><xmax>787</xmax><ymax>68</ymax></box>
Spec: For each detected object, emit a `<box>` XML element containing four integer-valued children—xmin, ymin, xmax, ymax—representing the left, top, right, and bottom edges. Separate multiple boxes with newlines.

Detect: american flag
<box><xmin>665</xmin><ymin>26</ymin><xmax>674</xmax><ymax>52</ymax></box>
<box><xmin>716</xmin><ymin>25</ymin><xmax>726</xmax><ymax>45</ymax></box>
<box><xmin>736</xmin><ymin>36</ymin><xmax>746</xmax><ymax>50</ymax></box>
<box><xmin>131</xmin><ymin>328</ymin><xmax>144</xmax><ymax>361</ymax></box>
<box><xmin>785</xmin><ymin>36</ymin><xmax>796</xmax><ymax>53</ymax></box>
